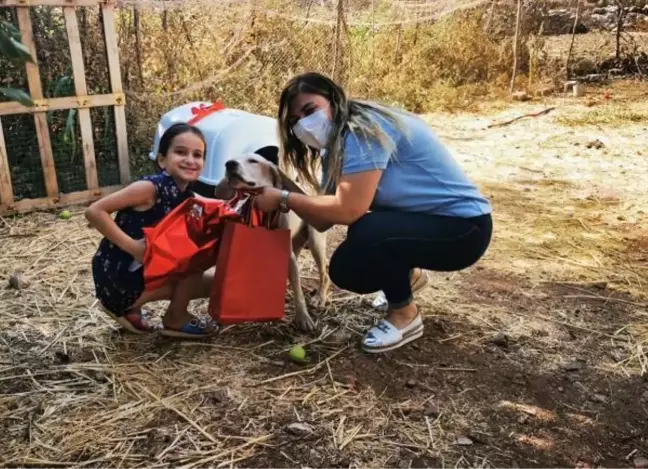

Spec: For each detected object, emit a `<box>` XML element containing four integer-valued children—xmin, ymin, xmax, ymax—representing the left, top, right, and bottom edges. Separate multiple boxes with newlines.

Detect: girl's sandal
<box><xmin>159</xmin><ymin>317</ymin><xmax>219</xmax><ymax>339</ymax></box>
<box><xmin>100</xmin><ymin>304</ymin><xmax>154</xmax><ymax>335</ymax></box>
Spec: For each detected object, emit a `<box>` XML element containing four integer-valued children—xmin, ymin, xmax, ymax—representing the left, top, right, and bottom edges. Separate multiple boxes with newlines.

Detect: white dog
<box><xmin>214</xmin><ymin>153</ymin><xmax>330</xmax><ymax>332</ymax></box>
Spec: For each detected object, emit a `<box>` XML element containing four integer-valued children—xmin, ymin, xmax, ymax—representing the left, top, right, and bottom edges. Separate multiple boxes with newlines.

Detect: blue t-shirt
<box><xmin>321</xmin><ymin>109</ymin><xmax>491</xmax><ymax>218</ymax></box>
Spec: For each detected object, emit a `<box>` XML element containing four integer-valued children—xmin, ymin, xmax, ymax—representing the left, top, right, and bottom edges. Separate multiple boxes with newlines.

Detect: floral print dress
<box><xmin>92</xmin><ymin>172</ymin><xmax>191</xmax><ymax>316</ymax></box>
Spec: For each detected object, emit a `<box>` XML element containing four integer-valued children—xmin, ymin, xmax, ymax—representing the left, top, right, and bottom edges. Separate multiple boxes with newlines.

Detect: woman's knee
<box><xmin>328</xmin><ymin>242</ymin><xmax>379</xmax><ymax>294</ymax></box>
<box><xmin>346</xmin><ymin>212</ymin><xmax>383</xmax><ymax>244</ymax></box>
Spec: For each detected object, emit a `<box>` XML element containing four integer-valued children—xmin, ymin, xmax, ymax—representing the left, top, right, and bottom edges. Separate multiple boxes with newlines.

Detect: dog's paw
<box><xmin>293</xmin><ymin>313</ymin><xmax>316</xmax><ymax>332</ymax></box>
<box><xmin>310</xmin><ymin>293</ymin><xmax>328</xmax><ymax>308</ymax></box>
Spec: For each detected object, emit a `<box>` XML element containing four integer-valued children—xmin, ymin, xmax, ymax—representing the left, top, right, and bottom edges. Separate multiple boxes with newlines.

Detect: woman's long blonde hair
<box><xmin>277</xmin><ymin>72</ymin><xmax>404</xmax><ymax>193</ymax></box>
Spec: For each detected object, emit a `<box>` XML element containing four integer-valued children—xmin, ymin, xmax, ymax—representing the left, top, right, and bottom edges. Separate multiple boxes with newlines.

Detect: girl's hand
<box><xmin>130</xmin><ymin>238</ymin><xmax>147</xmax><ymax>263</ymax></box>
<box><xmin>252</xmin><ymin>187</ymin><xmax>282</xmax><ymax>212</ymax></box>
<box><xmin>86</xmin><ymin>181</ymin><xmax>157</xmax><ymax>257</ymax></box>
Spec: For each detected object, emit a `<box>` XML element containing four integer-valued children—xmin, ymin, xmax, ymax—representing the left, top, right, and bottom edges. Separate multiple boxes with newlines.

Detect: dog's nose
<box><xmin>225</xmin><ymin>160</ymin><xmax>239</xmax><ymax>171</ymax></box>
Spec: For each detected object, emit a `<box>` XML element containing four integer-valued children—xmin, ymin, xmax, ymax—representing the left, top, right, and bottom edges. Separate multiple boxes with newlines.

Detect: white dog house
<box><xmin>149</xmin><ymin>102</ymin><xmax>281</xmax><ymax>186</ymax></box>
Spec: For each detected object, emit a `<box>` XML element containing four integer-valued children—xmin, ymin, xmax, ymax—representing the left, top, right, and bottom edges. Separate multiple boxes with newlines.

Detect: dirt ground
<box><xmin>544</xmin><ymin>32</ymin><xmax>648</xmax><ymax>64</ymax></box>
<box><xmin>1</xmin><ymin>80</ymin><xmax>647</xmax><ymax>468</ymax></box>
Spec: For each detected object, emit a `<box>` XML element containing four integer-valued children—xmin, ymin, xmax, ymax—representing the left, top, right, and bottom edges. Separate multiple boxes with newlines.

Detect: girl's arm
<box><xmin>85</xmin><ymin>181</ymin><xmax>157</xmax><ymax>261</ymax></box>
<box><xmin>256</xmin><ymin>170</ymin><xmax>382</xmax><ymax>231</ymax></box>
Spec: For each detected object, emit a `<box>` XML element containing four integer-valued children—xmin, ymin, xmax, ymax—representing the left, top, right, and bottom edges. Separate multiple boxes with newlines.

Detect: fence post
<box><xmin>101</xmin><ymin>1</ymin><xmax>131</xmax><ymax>185</ymax></box>
<box><xmin>0</xmin><ymin>119</ymin><xmax>13</xmax><ymax>206</ymax></box>
<box><xmin>64</xmin><ymin>6</ymin><xmax>99</xmax><ymax>191</ymax></box>
<box><xmin>331</xmin><ymin>0</ymin><xmax>345</xmax><ymax>82</ymax></box>
<box><xmin>510</xmin><ymin>0</ymin><xmax>523</xmax><ymax>93</ymax></box>
<box><xmin>16</xmin><ymin>6</ymin><xmax>60</xmax><ymax>198</ymax></box>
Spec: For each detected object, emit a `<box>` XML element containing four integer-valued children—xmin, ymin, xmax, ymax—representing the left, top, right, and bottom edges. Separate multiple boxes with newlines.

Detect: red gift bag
<box><xmin>142</xmin><ymin>197</ymin><xmax>241</xmax><ymax>291</ymax></box>
<box><xmin>209</xmin><ymin>200</ymin><xmax>291</xmax><ymax>324</ymax></box>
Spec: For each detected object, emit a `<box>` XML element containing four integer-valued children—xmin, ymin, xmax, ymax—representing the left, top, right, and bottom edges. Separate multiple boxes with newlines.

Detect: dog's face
<box><xmin>224</xmin><ymin>153</ymin><xmax>282</xmax><ymax>190</ymax></box>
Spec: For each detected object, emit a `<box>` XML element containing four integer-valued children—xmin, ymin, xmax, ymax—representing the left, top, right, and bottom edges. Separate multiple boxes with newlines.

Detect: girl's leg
<box><xmin>162</xmin><ymin>270</ymin><xmax>215</xmax><ymax>330</ymax></box>
<box><xmin>130</xmin><ymin>269</ymin><xmax>214</xmax><ymax>310</ymax></box>
<box><xmin>129</xmin><ymin>270</ymin><xmax>217</xmax><ymax>336</ymax></box>
<box><xmin>328</xmin><ymin>211</ymin><xmax>492</xmax><ymax>350</ymax></box>
<box><xmin>97</xmin><ymin>262</ymin><xmax>215</xmax><ymax>335</ymax></box>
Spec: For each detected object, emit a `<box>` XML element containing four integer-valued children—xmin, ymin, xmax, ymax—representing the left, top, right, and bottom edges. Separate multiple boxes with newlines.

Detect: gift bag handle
<box><xmin>229</xmin><ymin>193</ymin><xmax>280</xmax><ymax>230</ymax></box>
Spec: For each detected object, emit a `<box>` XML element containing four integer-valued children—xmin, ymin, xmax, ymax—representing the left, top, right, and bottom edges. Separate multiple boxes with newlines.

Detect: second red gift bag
<box><xmin>142</xmin><ymin>197</ymin><xmax>240</xmax><ymax>291</ymax></box>
<box><xmin>209</xmin><ymin>200</ymin><xmax>291</xmax><ymax>324</ymax></box>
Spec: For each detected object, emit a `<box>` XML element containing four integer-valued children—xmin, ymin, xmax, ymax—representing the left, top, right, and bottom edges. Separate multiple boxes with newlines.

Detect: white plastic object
<box><xmin>149</xmin><ymin>102</ymin><xmax>281</xmax><ymax>186</ymax></box>
<box><xmin>128</xmin><ymin>259</ymin><xmax>142</xmax><ymax>272</ymax></box>
<box><xmin>371</xmin><ymin>291</ymin><xmax>388</xmax><ymax>310</ymax></box>
<box><xmin>572</xmin><ymin>82</ymin><xmax>585</xmax><ymax>97</ymax></box>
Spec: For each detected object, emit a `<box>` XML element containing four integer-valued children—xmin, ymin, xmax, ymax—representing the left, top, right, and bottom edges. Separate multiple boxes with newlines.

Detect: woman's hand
<box><xmin>252</xmin><ymin>186</ymin><xmax>282</xmax><ymax>212</ymax></box>
<box><xmin>251</xmin><ymin>169</ymin><xmax>381</xmax><ymax>228</ymax></box>
<box><xmin>274</xmin><ymin>170</ymin><xmax>382</xmax><ymax>229</ymax></box>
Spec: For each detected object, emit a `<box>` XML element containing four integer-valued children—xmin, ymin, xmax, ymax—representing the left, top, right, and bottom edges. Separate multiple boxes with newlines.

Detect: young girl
<box><xmin>86</xmin><ymin>123</ymin><xmax>219</xmax><ymax>338</ymax></box>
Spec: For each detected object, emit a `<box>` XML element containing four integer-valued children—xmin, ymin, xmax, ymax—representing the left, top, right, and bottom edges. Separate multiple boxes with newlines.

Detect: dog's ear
<box><xmin>269</xmin><ymin>164</ymin><xmax>282</xmax><ymax>189</ymax></box>
<box><xmin>213</xmin><ymin>178</ymin><xmax>236</xmax><ymax>200</ymax></box>
<box><xmin>255</xmin><ymin>146</ymin><xmax>279</xmax><ymax>166</ymax></box>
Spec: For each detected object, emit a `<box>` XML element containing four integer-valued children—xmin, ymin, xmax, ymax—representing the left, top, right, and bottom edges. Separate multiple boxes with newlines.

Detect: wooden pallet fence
<box><xmin>0</xmin><ymin>0</ymin><xmax>130</xmax><ymax>215</ymax></box>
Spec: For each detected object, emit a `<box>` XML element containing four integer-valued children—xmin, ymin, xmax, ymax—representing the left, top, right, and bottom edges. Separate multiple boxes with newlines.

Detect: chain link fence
<box><xmin>0</xmin><ymin>0</ymin><xmax>646</xmax><ymax>204</ymax></box>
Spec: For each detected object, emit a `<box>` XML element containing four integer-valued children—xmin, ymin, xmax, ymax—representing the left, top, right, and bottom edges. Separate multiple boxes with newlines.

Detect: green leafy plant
<box><xmin>48</xmin><ymin>72</ymin><xmax>78</xmax><ymax>161</ymax></box>
<box><xmin>0</xmin><ymin>19</ymin><xmax>34</xmax><ymax>106</ymax></box>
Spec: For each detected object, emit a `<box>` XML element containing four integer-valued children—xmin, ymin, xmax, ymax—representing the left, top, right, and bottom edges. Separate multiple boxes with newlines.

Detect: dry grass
<box><xmin>5</xmin><ymin>1</ymin><xmax>644</xmax><ymax>180</ymax></box>
<box><xmin>551</xmin><ymin>80</ymin><xmax>648</xmax><ymax>127</ymax></box>
<box><xmin>110</xmin><ymin>2</ymin><xmax>541</xmax><ymax>168</ymax></box>
<box><xmin>1</xmin><ymin>80</ymin><xmax>648</xmax><ymax>468</ymax></box>
<box><xmin>424</xmin><ymin>79</ymin><xmax>648</xmax><ymax>373</ymax></box>
<box><xmin>555</xmin><ymin>104</ymin><xmax>648</xmax><ymax>126</ymax></box>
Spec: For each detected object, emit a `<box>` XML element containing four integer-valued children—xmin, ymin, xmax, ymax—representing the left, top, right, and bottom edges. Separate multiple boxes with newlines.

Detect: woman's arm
<box><xmin>85</xmin><ymin>181</ymin><xmax>157</xmax><ymax>261</ymax></box>
<box><xmin>256</xmin><ymin>119</ymin><xmax>395</xmax><ymax>229</ymax></box>
<box><xmin>255</xmin><ymin>170</ymin><xmax>382</xmax><ymax>231</ymax></box>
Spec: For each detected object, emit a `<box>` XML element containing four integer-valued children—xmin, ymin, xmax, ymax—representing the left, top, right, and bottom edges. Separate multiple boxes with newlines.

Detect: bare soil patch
<box><xmin>1</xmin><ymin>80</ymin><xmax>647</xmax><ymax>468</ymax></box>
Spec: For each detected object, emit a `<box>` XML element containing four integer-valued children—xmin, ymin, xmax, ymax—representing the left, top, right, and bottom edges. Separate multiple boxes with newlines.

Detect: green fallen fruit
<box><xmin>289</xmin><ymin>344</ymin><xmax>306</xmax><ymax>363</ymax></box>
<box><xmin>59</xmin><ymin>210</ymin><xmax>72</xmax><ymax>220</ymax></box>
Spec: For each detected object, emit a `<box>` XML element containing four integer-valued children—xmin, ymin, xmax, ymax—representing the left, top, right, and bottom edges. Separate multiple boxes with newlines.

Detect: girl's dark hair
<box><xmin>158</xmin><ymin>123</ymin><xmax>206</xmax><ymax>157</ymax></box>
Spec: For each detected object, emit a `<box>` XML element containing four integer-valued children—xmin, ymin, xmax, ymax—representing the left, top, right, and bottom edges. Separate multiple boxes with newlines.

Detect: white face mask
<box><xmin>292</xmin><ymin>109</ymin><xmax>332</xmax><ymax>150</ymax></box>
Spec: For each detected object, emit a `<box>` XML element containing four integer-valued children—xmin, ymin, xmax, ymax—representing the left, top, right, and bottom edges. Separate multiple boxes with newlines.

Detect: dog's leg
<box><xmin>282</xmin><ymin>214</ymin><xmax>315</xmax><ymax>332</ymax></box>
<box><xmin>308</xmin><ymin>227</ymin><xmax>331</xmax><ymax>307</ymax></box>
<box><xmin>292</xmin><ymin>221</ymin><xmax>309</xmax><ymax>258</ymax></box>
<box><xmin>289</xmin><ymin>251</ymin><xmax>315</xmax><ymax>332</ymax></box>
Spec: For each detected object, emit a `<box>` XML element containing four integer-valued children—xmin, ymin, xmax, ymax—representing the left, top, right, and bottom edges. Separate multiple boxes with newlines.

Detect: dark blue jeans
<box><xmin>328</xmin><ymin>210</ymin><xmax>493</xmax><ymax>308</ymax></box>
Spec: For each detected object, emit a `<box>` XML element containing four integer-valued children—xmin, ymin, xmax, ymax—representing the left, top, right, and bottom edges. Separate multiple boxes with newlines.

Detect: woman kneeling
<box><xmin>254</xmin><ymin>72</ymin><xmax>493</xmax><ymax>353</ymax></box>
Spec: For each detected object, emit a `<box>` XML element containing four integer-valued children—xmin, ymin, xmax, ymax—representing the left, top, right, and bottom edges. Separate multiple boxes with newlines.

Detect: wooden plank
<box><xmin>0</xmin><ymin>118</ymin><xmax>13</xmax><ymax>205</ymax></box>
<box><xmin>0</xmin><ymin>93</ymin><xmax>125</xmax><ymax>116</ymax></box>
<box><xmin>63</xmin><ymin>8</ymin><xmax>88</xmax><ymax>92</ymax></box>
<box><xmin>17</xmin><ymin>6</ymin><xmax>59</xmax><ymax>198</ymax></box>
<box><xmin>0</xmin><ymin>185</ymin><xmax>122</xmax><ymax>216</ymax></box>
<box><xmin>32</xmin><ymin>113</ymin><xmax>59</xmax><ymax>196</ymax></box>
<box><xmin>64</xmin><ymin>6</ymin><xmax>98</xmax><ymax>191</ymax></box>
<box><xmin>0</xmin><ymin>0</ymin><xmax>107</xmax><ymax>6</ymax></box>
<box><xmin>102</xmin><ymin>2</ymin><xmax>130</xmax><ymax>184</ymax></box>
<box><xmin>17</xmin><ymin>8</ymin><xmax>42</xmax><ymax>98</ymax></box>
<box><xmin>113</xmin><ymin>104</ymin><xmax>129</xmax><ymax>183</ymax></box>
